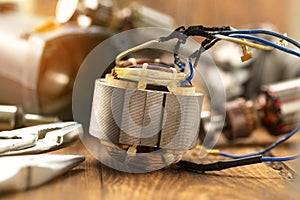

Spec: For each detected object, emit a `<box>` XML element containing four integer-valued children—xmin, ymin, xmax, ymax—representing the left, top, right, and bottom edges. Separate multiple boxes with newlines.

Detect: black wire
<box><xmin>159</xmin><ymin>25</ymin><xmax>229</xmax><ymax>70</ymax></box>
<box><xmin>202</xmin><ymin>38</ymin><xmax>221</xmax><ymax>50</ymax></box>
<box><xmin>176</xmin><ymin>155</ymin><xmax>262</xmax><ymax>172</ymax></box>
<box><xmin>189</xmin><ymin>38</ymin><xmax>221</xmax><ymax>68</ymax></box>
<box><xmin>173</xmin><ymin>40</ymin><xmax>186</xmax><ymax>71</ymax></box>
<box><xmin>182</xmin><ymin>25</ymin><xmax>231</xmax><ymax>38</ymax></box>
<box><xmin>175</xmin><ymin>26</ymin><xmax>186</xmax><ymax>32</ymax></box>
<box><xmin>182</xmin><ymin>26</ymin><xmax>211</xmax><ymax>38</ymax></box>
<box><xmin>159</xmin><ymin>25</ymin><xmax>230</xmax><ymax>43</ymax></box>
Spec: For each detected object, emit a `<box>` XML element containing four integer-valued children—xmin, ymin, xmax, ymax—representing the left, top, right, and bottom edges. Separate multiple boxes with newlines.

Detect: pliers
<box><xmin>0</xmin><ymin>121</ymin><xmax>82</xmax><ymax>156</ymax></box>
<box><xmin>0</xmin><ymin>122</ymin><xmax>85</xmax><ymax>193</ymax></box>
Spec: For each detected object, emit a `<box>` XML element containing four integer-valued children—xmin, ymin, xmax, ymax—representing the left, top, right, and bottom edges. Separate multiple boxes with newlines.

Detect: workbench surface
<box><xmin>2</xmin><ymin>128</ymin><xmax>299</xmax><ymax>200</ymax></box>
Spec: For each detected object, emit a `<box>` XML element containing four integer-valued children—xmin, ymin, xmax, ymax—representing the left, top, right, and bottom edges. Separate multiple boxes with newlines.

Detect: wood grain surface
<box><xmin>1</xmin><ymin>128</ymin><xmax>299</xmax><ymax>200</ymax></box>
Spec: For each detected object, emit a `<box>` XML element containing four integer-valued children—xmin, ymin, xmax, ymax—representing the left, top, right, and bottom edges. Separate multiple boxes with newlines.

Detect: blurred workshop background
<box><xmin>5</xmin><ymin>0</ymin><xmax>300</xmax><ymax>39</ymax></box>
<box><xmin>0</xmin><ymin>0</ymin><xmax>299</xmax><ymax>126</ymax></box>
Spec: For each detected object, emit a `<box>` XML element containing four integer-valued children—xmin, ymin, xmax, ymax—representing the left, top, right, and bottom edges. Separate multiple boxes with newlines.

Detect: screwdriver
<box><xmin>0</xmin><ymin>105</ymin><xmax>60</xmax><ymax>130</ymax></box>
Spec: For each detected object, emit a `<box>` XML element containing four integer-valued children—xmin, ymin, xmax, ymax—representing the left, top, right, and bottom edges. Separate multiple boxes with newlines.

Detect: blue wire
<box><xmin>177</xmin><ymin>61</ymin><xmax>186</xmax><ymax>72</ymax></box>
<box><xmin>180</xmin><ymin>61</ymin><xmax>194</xmax><ymax>86</ymax></box>
<box><xmin>219</xmin><ymin>29</ymin><xmax>300</xmax><ymax>50</ymax></box>
<box><xmin>261</xmin><ymin>154</ymin><xmax>300</xmax><ymax>162</ymax></box>
<box><xmin>228</xmin><ymin>34</ymin><xmax>300</xmax><ymax>57</ymax></box>
<box><xmin>219</xmin><ymin>152</ymin><xmax>248</xmax><ymax>159</ymax></box>
<box><xmin>219</xmin><ymin>124</ymin><xmax>300</xmax><ymax>159</ymax></box>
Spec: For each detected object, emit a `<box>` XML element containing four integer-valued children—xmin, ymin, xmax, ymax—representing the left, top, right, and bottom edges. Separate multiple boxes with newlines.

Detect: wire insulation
<box><xmin>228</xmin><ymin>34</ymin><xmax>300</xmax><ymax>57</ymax></box>
<box><xmin>261</xmin><ymin>154</ymin><xmax>300</xmax><ymax>162</ymax></box>
<box><xmin>181</xmin><ymin>61</ymin><xmax>194</xmax><ymax>86</ymax></box>
<box><xmin>176</xmin><ymin>155</ymin><xmax>262</xmax><ymax>172</ymax></box>
<box><xmin>218</xmin><ymin>29</ymin><xmax>300</xmax><ymax>49</ymax></box>
<box><xmin>219</xmin><ymin>124</ymin><xmax>300</xmax><ymax>159</ymax></box>
<box><xmin>214</xmin><ymin>34</ymin><xmax>273</xmax><ymax>50</ymax></box>
<box><xmin>115</xmin><ymin>40</ymin><xmax>159</xmax><ymax>66</ymax></box>
<box><xmin>177</xmin><ymin>154</ymin><xmax>300</xmax><ymax>172</ymax></box>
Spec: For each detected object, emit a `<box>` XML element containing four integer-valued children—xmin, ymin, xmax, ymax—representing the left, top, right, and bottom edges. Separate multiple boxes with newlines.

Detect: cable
<box><xmin>176</xmin><ymin>155</ymin><xmax>262</xmax><ymax>172</ymax></box>
<box><xmin>180</xmin><ymin>61</ymin><xmax>194</xmax><ymax>86</ymax></box>
<box><xmin>115</xmin><ymin>39</ymin><xmax>159</xmax><ymax>66</ymax></box>
<box><xmin>218</xmin><ymin>124</ymin><xmax>300</xmax><ymax>159</ymax></box>
<box><xmin>172</xmin><ymin>33</ymin><xmax>274</xmax><ymax>71</ymax></box>
<box><xmin>228</xmin><ymin>34</ymin><xmax>300</xmax><ymax>57</ymax></box>
<box><xmin>261</xmin><ymin>154</ymin><xmax>300</xmax><ymax>162</ymax></box>
<box><xmin>217</xmin><ymin>29</ymin><xmax>300</xmax><ymax>50</ymax></box>
<box><xmin>177</xmin><ymin>154</ymin><xmax>300</xmax><ymax>172</ymax></box>
<box><xmin>166</xmin><ymin>26</ymin><xmax>300</xmax><ymax>74</ymax></box>
<box><xmin>214</xmin><ymin>34</ymin><xmax>274</xmax><ymax>50</ymax></box>
<box><xmin>159</xmin><ymin>25</ymin><xmax>231</xmax><ymax>43</ymax></box>
<box><xmin>202</xmin><ymin>38</ymin><xmax>220</xmax><ymax>50</ymax></box>
<box><xmin>113</xmin><ymin>26</ymin><xmax>300</xmax><ymax>89</ymax></box>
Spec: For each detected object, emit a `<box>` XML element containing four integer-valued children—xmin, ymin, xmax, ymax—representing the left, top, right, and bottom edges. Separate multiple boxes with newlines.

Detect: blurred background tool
<box><xmin>199</xmin><ymin>78</ymin><xmax>300</xmax><ymax>142</ymax></box>
<box><xmin>0</xmin><ymin>1</ymin><xmax>175</xmax><ymax>120</ymax></box>
<box><xmin>223</xmin><ymin>78</ymin><xmax>300</xmax><ymax>140</ymax></box>
<box><xmin>0</xmin><ymin>121</ymin><xmax>82</xmax><ymax>156</ymax></box>
<box><xmin>0</xmin><ymin>154</ymin><xmax>85</xmax><ymax>193</ymax></box>
<box><xmin>0</xmin><ymin>105</ymin><xmax>60</xmax><ymax>131</ymax></box>
<box><xmin>0</xmin><ymin>12</ymin><xmax>113</xmax><ymax>120</ymax></box>
<box><xmin>54</xmin><ymin>0</ymin><xmax>175</xmax><ymax>29</ymax></box>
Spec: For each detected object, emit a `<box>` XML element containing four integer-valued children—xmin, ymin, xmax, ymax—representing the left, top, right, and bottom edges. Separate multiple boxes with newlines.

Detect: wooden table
<box><xmin>2</xmin><ymin>128</ymin><xmax>299</xmax><ymax>200</ymax></box>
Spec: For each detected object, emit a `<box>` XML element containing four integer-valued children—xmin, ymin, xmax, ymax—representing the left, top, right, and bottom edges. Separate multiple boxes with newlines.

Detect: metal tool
<box><xmin>0</xmin><ymin>12</ymin><xmax>113</xmax><ymax>120</ymax></box>
<box><xmin>0</xmin><ymin>104</ymin><xmax>60</xmax><ymax>131</ymax></box>
<box><xmin>0</xmin><ymin>154</ymin><xmax>85</xmax><ymax>192</ymax></box>
<box><xmin>0</xmin><ymin>121</ymin><xmax>82</xmax><ymax>156</ymax></box>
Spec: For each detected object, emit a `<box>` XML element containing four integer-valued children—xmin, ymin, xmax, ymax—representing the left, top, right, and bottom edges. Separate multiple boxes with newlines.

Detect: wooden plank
<box><xmin>100</xmin><ymin>156</ymin><xmax>298</xmax><ymax>200</ymax></box>
<box><xmin>2</xmin><ymin>128</ymin><xmax>300</xmax><ymax>200</ymax></box>
<box><xmin>216</xmin><ymin>128</ymin><xmax>299</xmax><ymax>179</ymax></box>
<box><xmin>100</xmin><ymin>126</ymin><xmax>299</xmax><ymax>200</ymax></box>
<box><xmin>1</xmin><ymin>141</ymin><xmax>102</xmax><ymax>200</ymax></box>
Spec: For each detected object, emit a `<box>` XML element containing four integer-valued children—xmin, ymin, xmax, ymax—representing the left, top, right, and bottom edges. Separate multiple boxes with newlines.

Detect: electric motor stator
<box><xmin>89</xmin><ymin>59</ymin><xmax>203</xmax><ymax>157</ymax></box>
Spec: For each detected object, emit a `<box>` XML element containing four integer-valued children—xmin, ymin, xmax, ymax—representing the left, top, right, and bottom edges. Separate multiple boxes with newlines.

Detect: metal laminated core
<box><xmin>89</xmin><ymin>79</ymin><xmax>203</xmax><ymax>151</ymax></box>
